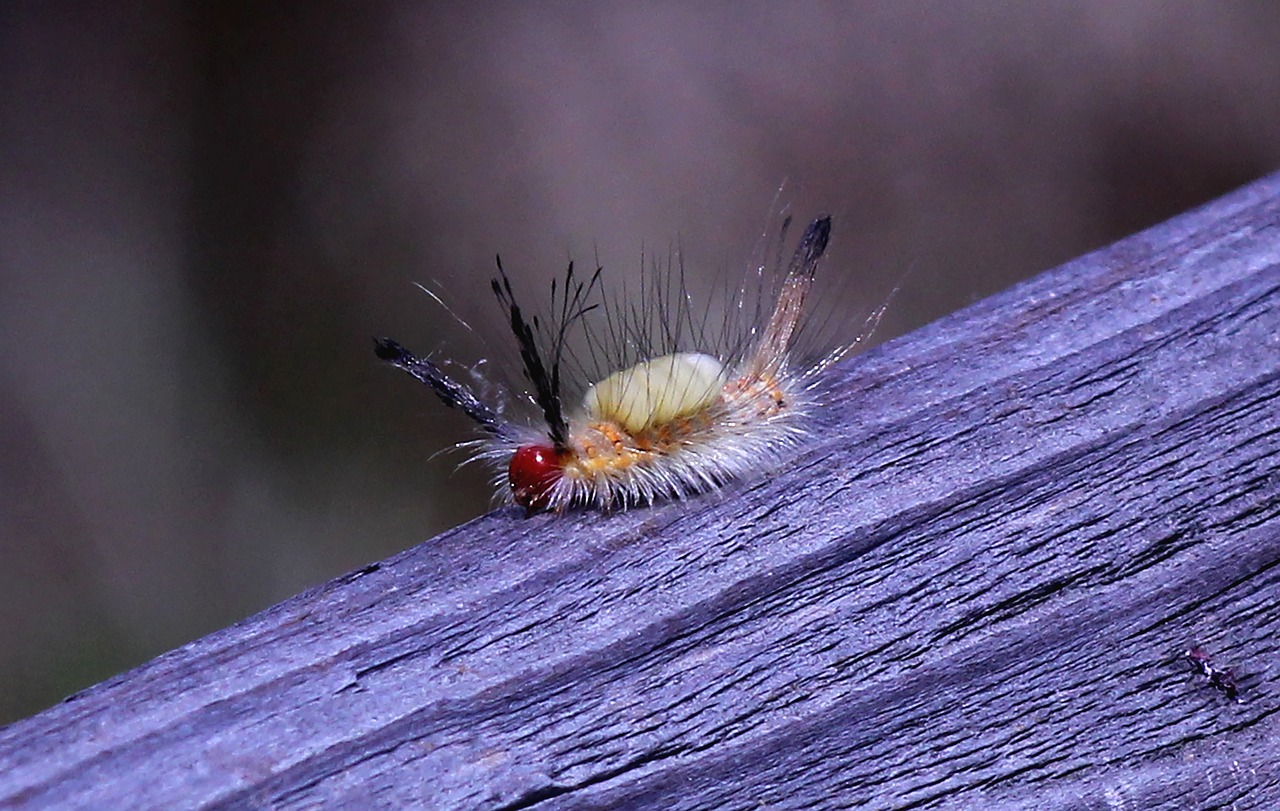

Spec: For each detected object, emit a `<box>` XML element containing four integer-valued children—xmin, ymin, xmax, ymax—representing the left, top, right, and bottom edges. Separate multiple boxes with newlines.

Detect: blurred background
<box><xmin>2</xmin><ymin>1</ymin><xmax>1278</xmax><ymax>725</ymax></box>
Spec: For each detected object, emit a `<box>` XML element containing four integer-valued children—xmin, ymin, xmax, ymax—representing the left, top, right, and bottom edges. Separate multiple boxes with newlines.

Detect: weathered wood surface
<box><xmin>3</xmin><ymin>174</ymin><xmax>1279</xmax><ymax>810</ymax></box>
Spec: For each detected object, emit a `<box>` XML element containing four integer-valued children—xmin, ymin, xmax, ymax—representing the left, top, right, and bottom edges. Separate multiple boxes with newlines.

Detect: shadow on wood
<box><xmin>2</xmin><ymin>174</ymin><xmax>1278</xmax><ymax>810</ymax></box>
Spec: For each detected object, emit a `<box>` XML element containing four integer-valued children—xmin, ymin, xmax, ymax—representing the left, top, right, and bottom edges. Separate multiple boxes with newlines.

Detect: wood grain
<box><xmin>2</xmin><ymin>174</ymin><xmax>1278</xmax><ymax>810</ymax></box>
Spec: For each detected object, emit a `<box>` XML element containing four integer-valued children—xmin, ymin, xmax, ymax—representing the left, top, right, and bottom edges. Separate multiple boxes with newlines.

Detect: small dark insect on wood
<box><xmin>1184</xmin><ymin>647</ymin><xmax>1242</xmax><ymax>702</ymax></box>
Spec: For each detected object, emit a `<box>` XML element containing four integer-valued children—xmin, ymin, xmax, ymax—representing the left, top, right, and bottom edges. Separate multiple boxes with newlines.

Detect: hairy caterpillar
<box><xmin>377</xmin><ymin>215</ymin><xmax>875</xmax><ymax>513</ymax></box>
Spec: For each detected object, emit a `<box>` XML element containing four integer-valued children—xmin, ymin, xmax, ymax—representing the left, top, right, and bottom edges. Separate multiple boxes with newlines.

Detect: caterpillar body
<box><xmin>377</xmin><ymin>215</ymin><xmax>865</xmax><ymax>513</ymax></box>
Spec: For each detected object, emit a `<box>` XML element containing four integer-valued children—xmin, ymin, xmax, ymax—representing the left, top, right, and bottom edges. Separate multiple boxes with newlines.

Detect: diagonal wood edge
<box><xmin>1</xmin><ymin>173</ymin><xmax>1278</xmax><ymax>810</ymax></box>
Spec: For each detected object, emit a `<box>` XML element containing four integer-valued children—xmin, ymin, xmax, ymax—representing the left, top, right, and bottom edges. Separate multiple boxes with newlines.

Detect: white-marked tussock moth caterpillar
<box><xmin>377</xmin><ymin>215</ymin><xmax>882</xmax><ymax>513</ymax></box>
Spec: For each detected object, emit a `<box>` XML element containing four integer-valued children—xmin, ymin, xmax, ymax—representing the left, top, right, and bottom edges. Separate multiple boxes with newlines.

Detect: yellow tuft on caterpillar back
<box><xmin>583</xmin><ymin>352</ymin><xmax>728</xmax><ymax>434</ymax></box>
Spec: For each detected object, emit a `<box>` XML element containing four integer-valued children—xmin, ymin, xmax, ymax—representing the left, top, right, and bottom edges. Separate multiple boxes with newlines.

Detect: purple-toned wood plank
<box><xmin>1</xmin><ymin>173</ymin><xmax>1278</xmax><ymax>810</ymax></box>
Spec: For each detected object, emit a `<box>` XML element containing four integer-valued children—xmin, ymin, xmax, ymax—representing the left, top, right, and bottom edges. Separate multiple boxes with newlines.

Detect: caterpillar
<box><xmin>376</xmin><ymin>215</ymin><xmax>873</xmax><ymax>513</ymax></box>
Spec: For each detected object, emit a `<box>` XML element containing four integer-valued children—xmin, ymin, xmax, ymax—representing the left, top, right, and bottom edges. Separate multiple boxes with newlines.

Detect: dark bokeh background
<box><xmin>2</xmin><ymin>2</ymin><xmax>1278</xmax><ymax>725</ymax></box>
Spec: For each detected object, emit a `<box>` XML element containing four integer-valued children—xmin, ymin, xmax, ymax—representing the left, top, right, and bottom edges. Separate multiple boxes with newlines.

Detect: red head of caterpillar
<box><xmin>376</xmin><ymin>215</ymin><xmax>879</xmax><ymax>514</ymax></box>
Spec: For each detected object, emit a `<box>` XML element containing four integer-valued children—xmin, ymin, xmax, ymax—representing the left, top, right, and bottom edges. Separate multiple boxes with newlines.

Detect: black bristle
<box><xmin>373</xmin><ymin>337</ymin><xmax>504</xmax><ymax>435</ymax></box>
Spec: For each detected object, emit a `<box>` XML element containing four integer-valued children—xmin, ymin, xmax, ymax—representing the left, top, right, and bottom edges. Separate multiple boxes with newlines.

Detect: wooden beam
<box><xmin>2</xmin><ymin>173</ymin><xmax>1278</xmax><ymax>810</ymax></box>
